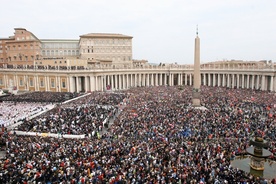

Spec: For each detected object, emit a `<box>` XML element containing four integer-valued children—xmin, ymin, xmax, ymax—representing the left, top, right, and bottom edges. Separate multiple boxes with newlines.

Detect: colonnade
<box><xmin>202</xmin><ymin>73</ymin><xmax>275</xmax><ymax>91</ymax></box>
<box><xmin>69</xmin><ymin>72</ymin><xmax>276</xmax><ymax>92</ymax></box>
<box><xmin>1</xmin><ymin>70</ymin><xmax>276</xmax><ymax>93</ymax></box>
<box><xmin>69</xmin><ymin>73</ymin><xmax>194</xmax><ymax>92</ymax></box>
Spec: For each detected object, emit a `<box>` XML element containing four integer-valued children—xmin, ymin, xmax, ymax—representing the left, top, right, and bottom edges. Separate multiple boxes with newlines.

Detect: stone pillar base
<box><xmin>192</xmin><ymin>99</ymin><xmax>201</xmax><ymax>107</ymax></box>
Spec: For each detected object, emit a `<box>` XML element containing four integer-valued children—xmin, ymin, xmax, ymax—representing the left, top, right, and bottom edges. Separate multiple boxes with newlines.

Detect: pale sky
<box><xmin>0</xmin><ymin>0</ymin><xmax>275</xmax><ymax>64</ymax></box>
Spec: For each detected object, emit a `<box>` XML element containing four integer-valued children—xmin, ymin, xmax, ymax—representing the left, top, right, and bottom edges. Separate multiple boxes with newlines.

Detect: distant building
<box><xmin>79</xmin><ymin>33</ymin><xmax>133</xmax><ymax>63</ymax></box>
<box><xmin>0</xmin><ymin>28</ymin><xmax>41</xmax><ymax>65</ymax></box>
<box><xmin>0</xmin><ymin>28</ymin><xmax>133</xmax><ymax>67</ymax></box>
<box><xmin>41</xmin><ymin>39</ymin><xmax>79</xmax><ymax>58</ymax></box>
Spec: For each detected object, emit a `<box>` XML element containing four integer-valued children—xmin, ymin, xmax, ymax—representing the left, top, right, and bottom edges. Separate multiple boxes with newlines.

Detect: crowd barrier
<box><xmin>11</xmin><ymin>130</ymin><xmax>86</xmax><ymax>139</ymax></box>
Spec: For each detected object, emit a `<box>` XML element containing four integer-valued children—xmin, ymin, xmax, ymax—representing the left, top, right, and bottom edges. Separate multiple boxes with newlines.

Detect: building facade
<box><xmin>0</xmin><ymin>28</ymin><xmax>275</xmax><ymax>93</ymax></box>
<box><xmin>0</xmin><ymin>62</ymin><xmax>275</xmax><ymax>93</ymax></box>
<box><xmin>0</xmin><ymin>28</ymin><xmax>133</xmax><ymax>67</ymax></box>
<box><xmin>79</xmin><ymin>33</ymin><xmax>133</xmax><ymax>63</ymax></box>
<box><xmin>41</xmin><ymin>39</ymin><xmax>79</xmax><ymax>58</ymax></box>
<box><xmin>0</xmin><ymin>28</ymin><xmax>41</xmax><ymax>65</ymax></box>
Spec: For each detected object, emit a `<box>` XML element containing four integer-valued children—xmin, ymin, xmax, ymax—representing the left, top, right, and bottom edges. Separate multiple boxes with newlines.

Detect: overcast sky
<box><xmin>1</xmin><ymin>0</ymin><xmax>275</xmax><ymax>64</ymax></box>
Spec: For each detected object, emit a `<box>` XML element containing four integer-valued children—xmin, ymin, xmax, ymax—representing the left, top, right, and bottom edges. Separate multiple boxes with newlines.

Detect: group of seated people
<box><xmin>0</xmin><ymin>86</ymin><xmax>275</xmax><ymax>183</ymax></box>
<box><xmin>1</xmin><ymin>92</ymin><xmax>81</xmax><ymax>103</ymax></box>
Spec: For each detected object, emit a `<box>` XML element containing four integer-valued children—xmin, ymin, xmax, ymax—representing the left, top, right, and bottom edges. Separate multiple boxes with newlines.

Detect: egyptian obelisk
<box><xmin>192</xmin><ymin>27</ymin><xmax>201</xmax><ymax>107</ymax></box>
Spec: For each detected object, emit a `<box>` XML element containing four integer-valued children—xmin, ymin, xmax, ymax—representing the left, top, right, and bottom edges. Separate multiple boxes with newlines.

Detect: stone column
<box><xmin>155</xmin><ymin>73</ymin><xmax>158</xmax><ymax>86</ymax></box>
<box><xmin>125</xmin><ymin>74</ymin><xmax>127</xmax><ymax>88</ymax></box>
<box><xmin>189</xmin><ymin>74</ymin><xmax>192</xmax><ymax>86</ymax></box>
<box><xmin>130</xmin><ymin>74</ymin><xmax>132</xmax><ymax>87</ymax></box>
<box><xmin>76</xmin><ymin>76</ymin><xmax>79</xmax><ymax>92</ymax></box>
<box><xmin>3</xmin><ymin>74</ymin><xmax>7</xmax><ymax>89</ymax></box>
<box><xmin>119</xmin><ymin>74</ymin><xmax>122</xmax><ymax>90</ymax></box>
<box><xmin>134</xmin><ymin>74</ymin><xmax>137</xmax><ymax>87</ymax></box>
<box><xmin>217</xmin><ymin>74</ymin><xmax>221</xmax><ymax>87</ymax></box>
<box><xmin>107</xmin><ymin>75</ymin><xmax>110</xmax><ymax>86</ymax></box>
<box><xmin>160</xmin><ymin>73</ymin><xmax>163</xmax><ymax>86</ymax></box>
<box><xmin>184</xmin><ymin>74</ymin><xmax>187</xmax><ymax>85</ymax></box>
<box><xmin>227</xmin><ymin>74</ymin><xmax>230</xmax><ymax>88</ymax></box>
<box><xmin>273</xmin><ymin>76</ymin><xmax>276</xmax><ymax>92</ymax></box>
<box><xmin>252</xmin><ymin>75</ymin><xmax>255</xmax><ymax>89</ymax></box>
<box><xmin>213</xmin><ymin>74</ymin><xmax>216</xmax><ymax>87</ymax></box>
<box><xmin>115</xmin><ymin>75</ymin><xmax>118</xmax><ymax>90</ymax></box>
<box><xmin>242</xmin><ymin>75</ymin><xmax>245</xmax><ymax>88</ymax></box>
<box><xmin>24</xmin><ymin>75</ymin><xmax>27</xmax><ymax>90</ymax></box>
<box><xmin>101</xmin><ymin>76</ymin><xmax>104</xmax><ymax>91</ymax></box>
<box><xmin>203</xmin><ymin>74</ymin><xmax>206</xmax><ymax>85</ymax></box>
<box><xmin>70</xmin><ymin>76</ymin><xmax>76</xmax><ymax>92</ymax></box>
<box><xmin>85</xmin><ymin>76</ymin><xmax>89</xmax><ymax>92</ymax></box>
<box><xmin>270</xmin><ymin>76</ymin><xmax>274</xmax><ymax>91</ymax></box>
<box><xmin>222</xmin><ymin>74</ymin><xmax>225</xmax><ymax>87</ymax></box>
<box><xmin>111</xmin><ymin>75</ymin><xmax>114</xmax><ymax>90</ymax></box>
<box><xmin>256</xmin><ymin>75</ymin><xmax>260</xmax><ymax>90</ymax></box>
<box><xmin>126</xmin><ymin>74</ymin><xmax>129</xmax><ymax>89</ymax></box>
<box><xmin>66</xmin><ymin>76</ymin><xmax>70</xmax><ymax>92</ymax></box>
<box><xmin>247</xmin><ymin>75</ymin><xmax>250</xmax><ymax>89</ymax></box>
<box><xmin>44</xmin><ymin>76</ymin><xmax>48</xmax><ymax>91</ymax></box>
<box><xmin>15</xmin><ymin>74</ymin><xmax>19</xmax><ymax>90</ymax></box>
<box><xmin>44</xmin><ymin>76</ymin><xmax>48</xmax><ymax>92</ymax></box>
<box><xmin>237</xmin><ymin>74</ymin><xmax>240</xmax><ymax>89</ymax></box>
<box><xmin>232</xmin><ymin>74</ymin><xmax>235</xmax><ymax>88</ymax></box>
<box><xmin>261</xmin><ymin>75</ymin><xmax>266</xmax><ymax>91</ymax></box>
<box><xmin>208</xmin><ymin>73</ymin><xmax>211</xmax><ymax>86</ymax></box>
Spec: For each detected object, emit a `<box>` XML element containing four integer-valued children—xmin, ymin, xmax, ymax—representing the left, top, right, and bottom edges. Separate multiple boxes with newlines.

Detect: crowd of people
<box><xmin>1</xmin><ymin>92</ymin><xmax>81</xmax><ymax>103</ymax></box>
<box><xmin>0</xmin><ymin>86</ymin><xmax>275</xmax><ymax>183</ymax></box>
<box><xmin>16</xmin><ymin>92</ymin><xmax>126</xmax><ymax>136</ymax></box>
<box><xmin>0</xmin><ymin>102</ymin><xmax>45</xmax><ymax>127</ymax></box>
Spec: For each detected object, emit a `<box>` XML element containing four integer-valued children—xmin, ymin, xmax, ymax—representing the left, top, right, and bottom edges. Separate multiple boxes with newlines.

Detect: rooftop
<box><xmin>80</xmin><ymin>33</ymin><xmax>133</xmax><ymax>39</ymax></box>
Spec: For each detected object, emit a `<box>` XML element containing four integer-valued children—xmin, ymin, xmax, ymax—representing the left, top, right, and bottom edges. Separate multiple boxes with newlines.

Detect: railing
<box><xmin>0</xmin><ymin>63</ymin><xmax>275</xmax><ymax>72</ymax></box>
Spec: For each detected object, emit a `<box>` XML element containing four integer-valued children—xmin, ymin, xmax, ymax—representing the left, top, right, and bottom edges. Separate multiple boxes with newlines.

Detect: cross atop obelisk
<box><xmin>192</xmin><ymin>26</ymin><xmax>201</xmax><ymax>106</ymax></box>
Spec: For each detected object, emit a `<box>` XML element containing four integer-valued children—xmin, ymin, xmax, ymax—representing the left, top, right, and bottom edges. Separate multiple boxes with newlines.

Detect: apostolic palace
<box><xmin>0</xmin><ymin>28</ymin><xmax>275</xmax><ymax>93</ymax></box>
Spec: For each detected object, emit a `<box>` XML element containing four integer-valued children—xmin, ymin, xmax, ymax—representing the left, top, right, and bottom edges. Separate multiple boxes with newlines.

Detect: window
<box><xmin>64</xmin><ymin>60</ymin><xmax>67</xmax><ymax>63</ymax></box>
<box><xmin>20</xmin><ymin>79</ymin><xmax>23</xmax><ymax>86</ymax></box>
<box><xmin>51</xmin><ymin>79</ymin><xmax>55</xmax><ymax>88</ymax></box>
<box><xmin>62</xmin><ymin>81</ymin><xmax>66</xmax><ymax>88</ymax></box>
<box><xmin>30</xmin><ymin>79</ymin><xmax>33</xmax><ymax>86</ymax></box>
<box><xmin>0</xmin><ymin>78</ymin><xmax>3</xmax><ymax>85</ymax></box>
<box><xmin>40</xmin><ymin>80</ymin><xmax>44</xmax><ymax>87</ymax></box>
<box><xmin>60</xmin><ymin>61</ymin><xmax>62</xmax><ymax>64</ymax></box>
